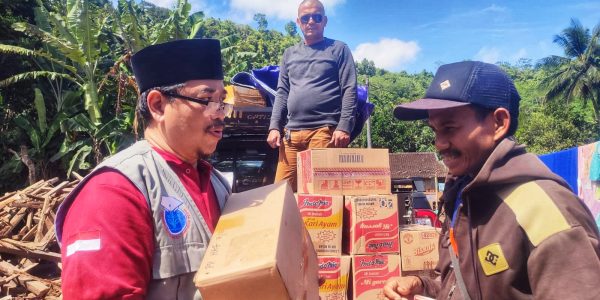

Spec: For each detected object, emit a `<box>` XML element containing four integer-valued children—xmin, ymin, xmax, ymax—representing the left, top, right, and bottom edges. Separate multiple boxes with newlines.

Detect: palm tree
<box><xmin>540</xmin><ymin>19</ymin><xmax>600</xmax><ymax>122</ymax></box>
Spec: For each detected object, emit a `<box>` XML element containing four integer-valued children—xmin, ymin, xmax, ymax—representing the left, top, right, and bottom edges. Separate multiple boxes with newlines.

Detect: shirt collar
<box><xmin>151</xmin><ymin>146</ymin><xmax>213</xmax><ymax>174</ymax></box>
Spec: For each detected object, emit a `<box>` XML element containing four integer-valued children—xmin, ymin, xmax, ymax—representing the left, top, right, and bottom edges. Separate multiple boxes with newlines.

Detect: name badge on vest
<box><xmin>161</xmin><ymin>196</ymin><xmax>190</xmax><ymax>237</ymax></box>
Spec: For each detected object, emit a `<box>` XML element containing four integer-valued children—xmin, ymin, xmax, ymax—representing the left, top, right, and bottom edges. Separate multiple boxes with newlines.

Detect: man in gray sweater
<box><xmin>267</xmin><ymin>0</ymin><xmax>358</xmax><ymax>191</ymax></box>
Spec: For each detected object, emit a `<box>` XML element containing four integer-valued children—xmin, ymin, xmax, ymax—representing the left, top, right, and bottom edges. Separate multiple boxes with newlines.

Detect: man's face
<box><xmin>163</xmin><ymin>79</ymin><xmax>227</xmax><ymax>160</ymax></box>
<box><xmin>297</xmin><ymin>2</ymin><xmax>327</xmax><ymax>44</ymax></box>
<box><xmin>428</xmin><ymin>105</ymin><xmax>497</xmax><ymax>177</ymax></box>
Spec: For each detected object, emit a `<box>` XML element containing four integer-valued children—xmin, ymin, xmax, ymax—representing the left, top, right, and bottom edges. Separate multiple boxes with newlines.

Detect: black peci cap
<box><xmin>131</xmin><ymin>39</ymin><xmax>224</xmax><ymax>93</ymax></box>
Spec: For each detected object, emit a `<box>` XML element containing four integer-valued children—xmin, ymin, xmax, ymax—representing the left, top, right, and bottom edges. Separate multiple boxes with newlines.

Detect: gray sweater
<box><xmin>269</xmin><ymin>38</ymin><xmax>357</xmax><ymax>133</ymax></box>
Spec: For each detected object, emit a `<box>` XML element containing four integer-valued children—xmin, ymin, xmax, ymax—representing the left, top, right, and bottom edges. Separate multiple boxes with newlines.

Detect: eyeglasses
<box><xmin>162</xmin><ymin>91</ymin><xmax>233</xmax><ymax>116</ymax></box>
<box><xmin>299</xmin><ymin>13</ymin><xmax>323</xmax><ymax>24</ymax></box>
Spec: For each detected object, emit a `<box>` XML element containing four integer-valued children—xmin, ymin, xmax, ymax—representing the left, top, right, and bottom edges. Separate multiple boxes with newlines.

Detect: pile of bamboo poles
<box><xmin>0</xmin><ymin>175</ymin><xmax>81</xmax><ymax>299</ymax></box>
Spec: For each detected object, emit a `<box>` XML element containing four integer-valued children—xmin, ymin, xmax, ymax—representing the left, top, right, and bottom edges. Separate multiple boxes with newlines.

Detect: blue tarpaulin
<box><xmin>539</xmin><ymin>147</ymin><xmax>578</xmax><ymax>192</ymax></box>
<box><xmin>232</xmin><ymin>66</ymin><xmax>374</xmax><ymax>142</ymax></box>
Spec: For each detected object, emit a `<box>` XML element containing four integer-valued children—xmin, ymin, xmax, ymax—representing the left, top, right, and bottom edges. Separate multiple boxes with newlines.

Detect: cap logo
<box><xmin>440</xmin><ymin>80</ymin><xmax>451</xmax><ymax>91</ymax></box>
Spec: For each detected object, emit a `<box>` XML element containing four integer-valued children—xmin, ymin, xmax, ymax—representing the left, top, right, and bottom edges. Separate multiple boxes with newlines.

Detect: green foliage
<box><xmin>253</xmin><ymin>13</ymin><xmax>268</xmax><ymax>31</ymax></box>
<box><xmin>284</xmin><ymin>21</ymin><xmax>297</xmax><ymax>36</ymax></box>
<box><xmin>516</xmin><ymin>101</ymin><xmax>599</xmax><ymax>154</ymax></box>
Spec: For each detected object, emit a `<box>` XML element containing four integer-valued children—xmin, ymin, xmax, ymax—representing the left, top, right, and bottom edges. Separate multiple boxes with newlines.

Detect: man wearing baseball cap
<box><xmin>384</xmin><ymin>61</ymin><xmax>600</xmax><ymax>300</ymax></box>
<box><xmin>56</xmin><ymin>39</ymin><xmax>233</xmax><ymax>299</ymax></box>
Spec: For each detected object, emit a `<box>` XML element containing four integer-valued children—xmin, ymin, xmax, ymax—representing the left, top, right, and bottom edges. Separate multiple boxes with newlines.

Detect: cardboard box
<box><xmin>344</xmin><ymin>195</ymin><xmax>399</xmax><ymax>254</ymax></box>
<box><xmin>318</xmin><ymin>256</ymin><xmax>351</xmax><ymax>300</ymax></box>
<box><xmin>400</xmin><ymin>225</ymin><xmax>440</xmax><ymax>271</ymax></box>
<box><xmin>352</xmin><ymin>254</ymin><xmax>400</xmax><ymax>300</ymax></box>
<box><xmin>297</xmin><ymin>148</ymin><xmax>391</xmax><ymax>195</ymax></box>
<box><xmin>297</xmin><ymin>194</ymin><xmax>344</xmax><ymax>256</ymax></box>
<box><xmin>194</xmin><ymin>182</ymin><xmax>319</xmax><ymax>300</ymax></box>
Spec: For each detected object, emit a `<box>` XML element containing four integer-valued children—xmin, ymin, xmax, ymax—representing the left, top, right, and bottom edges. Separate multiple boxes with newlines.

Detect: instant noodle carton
<box><xmin>352</xmin><ymin>254</ymin><xmax>400</xmax><ymax>300</ymax></box>
<box><xmin>400</xmin><ymin>225</ymin><xmax>440</xmax><ymax>271</ymax></box>
<box><xmin>344</xmin><ymin>195</ymin><xmax>399</xmax><ymax>254</ymax></box>
<box><xmin>318</xmin><ymin>256</ymin><xmax>351</xmax><ymax>300</ymax></box>
<box><xmin>297</xmin><ymin>194</ymin><xmax>344</xmax><ymax>256</ymax></box>
<box><xmin>297</xmin><ymin>148</ymin><xmax>391</xmax><ymax>196</ymax></box>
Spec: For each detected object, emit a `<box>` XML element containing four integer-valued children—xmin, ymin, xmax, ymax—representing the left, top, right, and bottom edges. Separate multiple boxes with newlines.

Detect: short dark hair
<box><xmin>137</xmin><ymin>83</ymin><xmax>185</xmax><ymax>123</ymax></box>
<box><xmin>471</xmin><ymin>104</ymin><xmax>518</xmax><ymax>137</ymax></box>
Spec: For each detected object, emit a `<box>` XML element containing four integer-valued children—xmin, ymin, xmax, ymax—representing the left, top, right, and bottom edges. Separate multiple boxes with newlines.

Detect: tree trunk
<box><xmin>9</xmin><ymin>146</ymin><xmax>37</xmax><ymax>185</ymax></box>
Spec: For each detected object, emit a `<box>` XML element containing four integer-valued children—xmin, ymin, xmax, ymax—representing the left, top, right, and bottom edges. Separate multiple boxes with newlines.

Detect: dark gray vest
<box><xmin>56</xmin><ymin>140</ymin><xmax>230</xmax><ymax>299</ymax></box>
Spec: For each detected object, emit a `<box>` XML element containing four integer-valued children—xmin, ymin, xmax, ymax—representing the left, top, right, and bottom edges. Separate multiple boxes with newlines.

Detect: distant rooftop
<box><xmin>389</xmin><ymin>152</ymin><xmax>447</xmax><ymax>179</ymax></box>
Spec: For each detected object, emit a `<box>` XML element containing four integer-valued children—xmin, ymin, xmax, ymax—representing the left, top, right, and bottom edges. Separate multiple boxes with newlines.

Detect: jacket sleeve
<box><xmin>269</xmin><ymin>49</ymin><xmax>290</xmax><ymax>132</ymax></box>
<box><xmin>527</xmin><ymin>225</ymin><xmax>600</xmax><ymax>299</ymax></box>
<box><xmin>335</xmin><ymin>43</ymin><xmax>357</xmax><ymax>134</ymax></box>
<box><xmin>60</xmin><ymin>170</ymin><xmax>154</xmax><ymax>300</ymax></box>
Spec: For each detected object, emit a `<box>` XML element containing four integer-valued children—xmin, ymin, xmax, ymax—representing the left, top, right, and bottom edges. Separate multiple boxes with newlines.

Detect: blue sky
<box><xmin>144</xmin><ymin>0</ymin><xmax>600</xmax><ymax>73</ymax></box>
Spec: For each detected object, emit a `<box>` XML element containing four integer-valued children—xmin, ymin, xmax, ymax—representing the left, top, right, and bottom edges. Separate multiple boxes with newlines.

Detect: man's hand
<box><xmin>267</xmin><ymin>130</ymin><xmax>281</xmax><ymax>148</ymax></box>
<box><xmin>330</xmin><ymin>130</ymin><xmax>350</xmax><ymax>147</ymax></box>
<box><xmin>383</xmin><ymin>276</ymin><xmax>424</xmax><ymax>300</ymax></box>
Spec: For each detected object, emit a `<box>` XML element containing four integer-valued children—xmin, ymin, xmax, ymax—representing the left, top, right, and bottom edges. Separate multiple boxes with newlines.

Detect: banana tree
<box><xmin>10</xmin><ymin>88</ymin><xmax>68</xmax><ymax>184</ymax></box>
<box><xmin>51</xmin><ymin>112</ymin><xmax>130</xmax><ymax>176</ymax></box>
<box><xmin>0</xmin><ymin>0</ymin><xmax>110</xmax><ymax>124</ymax></box>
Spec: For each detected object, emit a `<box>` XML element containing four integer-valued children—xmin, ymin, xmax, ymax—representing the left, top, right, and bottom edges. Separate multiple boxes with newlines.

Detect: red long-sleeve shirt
<box><xmin>60</xmin><ymin>148</ymin><xmax>220</xmax><ymax>299</ymax></box>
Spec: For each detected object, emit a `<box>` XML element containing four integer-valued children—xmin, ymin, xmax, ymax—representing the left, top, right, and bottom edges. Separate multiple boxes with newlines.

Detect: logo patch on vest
<box><xmin>161</xmin><ymin>196</ymin><xmax>190</xmax><ymax>237</ymax></box>
<box><xmin>478</xmin><ymin>243</ymin><xmax>509</xmax><ymax>276</ymax></box>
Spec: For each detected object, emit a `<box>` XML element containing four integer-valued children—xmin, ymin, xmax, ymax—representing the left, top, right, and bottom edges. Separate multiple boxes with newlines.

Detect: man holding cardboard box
<box><xmin>55</xmin><ymin>39</ymin><xmax>232</xmax><ymax>299</ymax></box>
<box><xmin>384</xmin><ymin>61</ymin><xmax>600</xmax><ymax>299</ymax></box>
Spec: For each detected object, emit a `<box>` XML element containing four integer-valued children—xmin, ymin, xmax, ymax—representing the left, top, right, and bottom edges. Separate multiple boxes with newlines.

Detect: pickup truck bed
<box><xmin>210</xmin><ymin>106</ymin><xmax>277</xmax><ymax>192</ymax></box>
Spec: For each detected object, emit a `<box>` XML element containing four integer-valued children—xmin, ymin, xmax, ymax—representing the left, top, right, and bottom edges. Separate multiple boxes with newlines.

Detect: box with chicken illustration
<box><xmin>194</xmin><ymin>182</ymin><xmax>319</xmax><ymax>300</ymax></box>
<box><xmin>344</xmin><ymin>194</ymin><xmax>399</xmax><ymax>254</ymax></box>
<box><xmin>297</xmin><ymin>194</ymin><xmax>344</xmax><ymax>256</ymax></box>
<box><xmin>318</xmin><ymin>256</ymin><xmax>351</xmax><ymax>300</ymax></box>
<box><xmin>352</xmin><ymin>254</ymin><xmax>400</xmax><ymax>300</ymax></box>
<box><xmin>400</xmin><ymin>225</ymin><xmax>440</xmax><ymax>271</ymax></box>
<box><xmin>297</xmin><ymin>148</ymin><xmax>391</xmax><ymax>195</ymax></box>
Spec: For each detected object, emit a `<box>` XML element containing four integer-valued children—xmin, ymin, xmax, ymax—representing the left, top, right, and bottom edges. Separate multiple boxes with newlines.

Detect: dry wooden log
<box><xmin>21</xmin><ymin>226</ymin><xmax>37</xmax><ymax>242</ymax></box>
<box><xmin>71</xmin><ymin>171</ymin><xmax>84</xmax><ymax>181</ymax></box>
<box><xmin>0</xmin><ymin>207</ymin><xmax>27</xmax><ymax>238</ymax></box>
<box><xmin>0</xmin><ymin>240</ymin><xmax>60</xmax><ymax>263</ymax></box>
<box><xmin>0</xmin><ymin>191</ymin><xmax>16</xmax><ymax>202</ymax></box>
<box><xmin>42</xmin><ymin>181</ymin><xmax>70</xmax><ymax>198</ymax></box>
<box><xmin>34</xmin><ymin>197</ymin><xmax>52</xmax><ymax>243</ymax></box>
<box><xmin>0</xmin><ymin>261</ymin><xmax>50</xmax><ymax>297</ymax></box>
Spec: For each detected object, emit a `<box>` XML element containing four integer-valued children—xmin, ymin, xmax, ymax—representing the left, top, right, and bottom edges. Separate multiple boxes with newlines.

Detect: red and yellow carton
<box><xmin>352</xmin><ymin>254</ymin><xmax>400</xmax><ymax>300</ymax></box>
<box><xmin>297</xmin><ymin>148</ymin><xmax>391</xmax><ymax>196</ymax></box>
<box><xmin>400</xmin><ymin>225</ymin><xmax>440</xmax><ymax>271</ymax></box>
<box><xmin>318</xmin><ymin>256</ymin><xmax>351</xmax><ymax>300</ymax></box>
<box><xmin>297</xmin><ymin>194</ymin><xmax>344</xmax><ymax>256</ymax></box>
<box><xmin>344</xmin><ymin>195</ymin><xmax>399</xmax><ymax>254</ymax></box>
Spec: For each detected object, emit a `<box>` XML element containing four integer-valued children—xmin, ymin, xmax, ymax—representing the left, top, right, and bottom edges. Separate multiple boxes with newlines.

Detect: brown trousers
<box><xmin>274</xmin><ymin>126</ymin><xmax>334</xmax><ymax>192</ymax></box>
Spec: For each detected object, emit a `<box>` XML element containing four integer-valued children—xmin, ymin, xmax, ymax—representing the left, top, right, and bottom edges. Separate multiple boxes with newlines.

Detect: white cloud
<box><xmin>474</xmin><ymin>47</ymin><xmax>501</xmax><ymax>63</ymax></box>
<box><xmin>144</xmin><ymin>0</ymin><xmax>176</xmax><ymax>8</ymax></box>
<box><xmin>353</xmin><ymin>38</ymin><xmax>420</xmax><ymax>71</ymax></box>
<box><xmin>143</xmin><ymin>0</ymin><xmax>209</xmax><ymax>13</ymax></box>
<box><xmin>510</xmin><ymin>48</ymin><xmax>528</xmax><ymax>61</ymax></box>
<box><xmin>229</xmin><ymin>0</ymin><xmax>346</xmax><ymax>21</ymax></box>
<box><xmin>481</xmin><ymin>4</ymin><xmax>508</xmax><ymax>13</ymax></box>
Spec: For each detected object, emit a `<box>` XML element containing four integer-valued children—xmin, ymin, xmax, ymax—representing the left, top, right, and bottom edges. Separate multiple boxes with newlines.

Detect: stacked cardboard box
<box><xmin>296</xmin><ymin>148</ymin><xmax>404</xmax><ymax>299</ymax></box>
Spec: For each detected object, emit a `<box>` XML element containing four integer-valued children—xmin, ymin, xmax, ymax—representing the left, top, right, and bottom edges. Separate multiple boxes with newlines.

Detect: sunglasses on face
<box><xmin>299</xmin><ymin>13</ymin><xmax>323</xmax><ymax>24</ymax></box>
<box><xmin>161</xmin><ymin>91</ymin><xmax>233</xmax><ymax>117</ymax></box>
